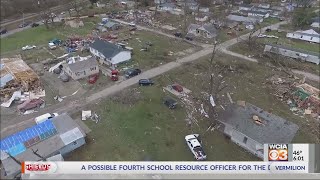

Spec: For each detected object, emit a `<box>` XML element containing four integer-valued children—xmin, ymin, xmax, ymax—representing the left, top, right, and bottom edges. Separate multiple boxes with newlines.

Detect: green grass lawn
<box><xmin>1</xmin><ymin>18</ymin><xmax>99</xmax><ymax>53</ymax></box>
<box><xmin>66</xmin><ymin>54</ymin><xmax>318</xmax><ymax>161</ymax></box>
<box><xmin>229</xmin><ymin>42</ymin><xmax>320</xmax><ymax>75</ymax></box>
<box><xmin>260</xmin><ymin>17</ymin><xmax>280</xmax><ymax>27</ymax></box>
<box><xmin>67</xmin><ymin>85</ymin><xmax>259</xmax><ymax>161</ymax></box>
<box><xmin>117</xmin><ymin>30</ymin><xmax>195</xmax><ymax>70</ymax></box>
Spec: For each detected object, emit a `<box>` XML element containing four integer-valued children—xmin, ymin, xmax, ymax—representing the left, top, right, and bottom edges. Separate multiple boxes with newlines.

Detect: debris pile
<box><xmin>267</xmin><ymin>75</ymin><xmax>320</xmax><ymax>120</ymax></box>
<box><xmin>82</xmin><ymin>110</ymin><xmax>100</xmax><ymax>123</ymax></box>
<box><xmin>1</xmin><ymin>56</ymin><xmax>42</xmax><ymax>105</ymax></box>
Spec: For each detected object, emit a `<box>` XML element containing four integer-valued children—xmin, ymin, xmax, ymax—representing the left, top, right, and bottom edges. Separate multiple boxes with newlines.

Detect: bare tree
<box><xmin>38</xmin><ymin>0</ymin><xmax>52</xmax><ymax>29</ymax></box>
<box><xmin>69</xmin><ymin>0</ymin><xmax>82</xmax><ymax>17</ymax></box>
<box><xmin>247</xmin><ymin>22</ymin><xmax>262</xmax><ymax>50</ymax></box>
<box><xmin>183</xmin><ymin>0</ymin><xmax>188</xmax><ymax>35</ymax></box>
<box><xmin>205</xmin><ymin>42</ymin><xmax>229</xmax><ymax>126</ymax></box>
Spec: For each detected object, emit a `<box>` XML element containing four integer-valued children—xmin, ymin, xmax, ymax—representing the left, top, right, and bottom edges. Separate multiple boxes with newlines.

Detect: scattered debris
<box><xmin>237</xmin><ymin>100</ymin><xmax>246</xmax><ymax>107</ymax></box>
<box><xmin>23</xmin><ymin>110</ymin><xmax>37</xmax><ymax>115</ymax></box>
<box><xmin>227</xmin><ymin>92</ymin><xmax>233</xmax><ymax>104</ymax></box>
<box><xmin>200</xmin><ymin>104</ymin><xmax>209</xmax><ymax>118</ymax></box>
<box><xmin>220</xmin><ymin>105</ymin><xmax>225</xmax><ymax>110</ymax></box>
<box><xmin>210</xmin><ymin>95</ymin><xmax>216</xmax><ymax>107</ymax></box>
<box><xmin>91</xmin><ymin>112</ymin><xmax>100</xmax><ymax>123</ymax></box>
<box><xmin>1</xmin><ymin>91</ymin><xmax>21</xmax><ymax>107</ymax></box>
<box><xmin>82</xmin><ymin>110</ymin><xmax>92</xmax><ymax>120</ymax></box>
<box><xmin>54</xmin><ymin>96</ymin><xmax>63</xmax><ymax>102</ymax></box>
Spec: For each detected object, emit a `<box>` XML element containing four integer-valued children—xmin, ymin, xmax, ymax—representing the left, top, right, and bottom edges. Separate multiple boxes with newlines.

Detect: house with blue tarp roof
<box><xmin>0</xmin><ymin>114</ymin><xmax>89</xmax><ymax>178</ymax></box>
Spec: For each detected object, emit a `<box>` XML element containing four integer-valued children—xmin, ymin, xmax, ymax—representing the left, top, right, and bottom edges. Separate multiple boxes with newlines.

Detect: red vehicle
<box><xmin>17</xmin><ymin>99</ymin><xmax>44</xmax><ymax>112</ymax></box>
<box><xmin>88</xmin><ymin>74</ymin><xmax>99</xmax><ymax>84</ymax></box>
<box><xmin>172</xmin><ymin>84</ymin><xmax>183</xmax><ymax>92</ymax></box>
<box><xmin>111</xmin><ymin>70</ymin><xmax>119</xmax><ymax>81</ymax></box>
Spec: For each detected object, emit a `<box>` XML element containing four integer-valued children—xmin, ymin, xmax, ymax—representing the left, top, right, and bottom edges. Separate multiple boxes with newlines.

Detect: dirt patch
<box><xmin>109</xmin><ymin>88</ymin><xmax>143</xmax><ymax>106</ymax></box>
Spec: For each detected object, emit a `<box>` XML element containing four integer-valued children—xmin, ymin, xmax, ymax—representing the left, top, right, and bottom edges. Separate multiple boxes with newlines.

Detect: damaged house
<box><xmin>187</xmin><ymin>23</ymin><xmax>218</xmax><ymax>39</ymax></box>
<box><xmin>0</xmin><ymin>56</ymin><xmax>40</xmax><ymax>98</ymax></box>
<box><xmin>63</xmin><ymin>57</ymin><xmax>99</xmax><ymax>80</ymax></box>
<box><xmin>218</xmin><ymin>102</ymin><xmax>299</xmax><ymax>159</ymax></box>
<box><xmin>89</xmin><ymin>39</ymin><xmax>131</xmax><ymax>67</ymax></box>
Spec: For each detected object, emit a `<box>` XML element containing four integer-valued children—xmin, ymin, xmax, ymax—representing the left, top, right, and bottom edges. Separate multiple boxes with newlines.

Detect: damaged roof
<box><xmin>218</xmin><ymin>103</ymin><xmax>299</xmax><ymax>144</ymax></box>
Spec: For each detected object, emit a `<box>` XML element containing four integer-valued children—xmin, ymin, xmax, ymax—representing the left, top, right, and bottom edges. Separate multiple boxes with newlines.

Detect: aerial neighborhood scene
<box><xmin>0</xmin><ymin>0</ymin><xmax>319</xmax><ymax>178</ymax></box>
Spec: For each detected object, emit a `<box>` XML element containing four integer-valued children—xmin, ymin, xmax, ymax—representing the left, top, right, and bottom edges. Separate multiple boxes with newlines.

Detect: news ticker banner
<box><xmin>21</xmin><ymin>144</ymin><xmax>319</xmax><ymax>175</ymax></box>
<box><xmin>22</xmin><ymin>161</ymin><xmax>311</xmax><ymax>175</ymax></box>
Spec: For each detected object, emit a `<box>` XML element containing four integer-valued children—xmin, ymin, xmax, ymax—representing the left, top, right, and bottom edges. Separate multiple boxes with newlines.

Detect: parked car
<box><xmin>0</xmin><ymin>28</ymin><xmax>7</xmax><ymax>35</ymax></box>
<box><xmin>138</xmin><ymin>79</ymin><xmax>154</xmax><ymax>86</ymax></box>
<box><xmin>185</xmin><ymin>134</ymin><xmax>207</xmax><ymax>160</ymax></box>
<box><xmin>266</xmin><ymin>28</ymin><xmax>272</xmax><ymax>32</ymax></box>
<box><xmin>125</xmin><ymin>68</ymin><xmax>141</xmax><ymax>78</ymax></box>
<box><xmin>128</xmin><ymin>22</ymin><xmax>136</xmax><ymax>27</ymax></box>
<box><xmin>88</xmin><ymin>74</ymin><xmax>99</xmax><ymax>84</ymax></box>
<box><xmin>185</xmin><ymin>36</ymin><xmax>193</xmax><ymax>41</ymax></box>
<box><xmin>18</xmin><ymin>22</ymin><xmax>31</xmax><ymax>28</ymax></box>
<box><xmin>174</xmin><ymin>32</ymin><xmax>182</xmax><ymax>38</ymax></box>
<box><xmin>22</xmin><ymin>45</ymin><xmax>36</xmax><ymax>51</ymax></box>
<box><xmin>31</xmin><ymin>23</ymin><xmax>39</xmax><ymax>27</ymax></box>
<box><xmin>48</xmin><ymin>42</ymin><xmax>57</xmax><ymax>50</ymax></box>
<box><xmin>171</xmin><ymin>84</ymin><xmax>183</xmax><ymax>92</ymax></box>
<box><xmin>17</xmin><ymin>99</ymin><xmax>44</xmax><ymax>112</ymax></box>
<box><xmin>163</xmin><ymin>97</ymin><xmax>177</xmax><ymax>109</ymax></box>
<box><xmin>35</xmin><ymin>113</ymin><xmax>59</xmax><ymax>124</ymax></box>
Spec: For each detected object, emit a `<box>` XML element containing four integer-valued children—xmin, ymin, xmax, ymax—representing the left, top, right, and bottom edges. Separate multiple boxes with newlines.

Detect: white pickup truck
<box><xmin>185</xmin><ymin>134</ymin><xmax>207</xmax><ymax>160</ymax></box>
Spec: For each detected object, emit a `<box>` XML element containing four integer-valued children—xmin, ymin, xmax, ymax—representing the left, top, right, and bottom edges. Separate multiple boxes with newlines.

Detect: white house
<box><xmin>63</xmin><ymin>57</ymin><xmax>99</xmax><ymax>80</ymax></box>
<box><xmin>258</xmin><ymin>3</ymin><xmax>271</xmax><ymax>9</ymax></box>
<box><xmin>286</xmin><ymin>29</ymin><xmax>320</xmax><ymax>44</ymax></box>
<box><xmin>158</xmin><ymin>3</ymin><xmax>176</xmax><ymax>11</ymax></box>
<box><xmin>240</xmin><ymin>10</ymin><xmax>270</xmax><ymax>18</ymax></box>
<box><xmin>264</xmin><ymin>44</ymin><xmax>320</xmax><ymax>65</ymax></box>
<box><xmin>238</xmin><ymin>4</ymin><xmax>253</xmax><ymax>11</ymax></box>
<box><xmin>89</xmin><ymin>39</ymin><xmax>131</xmax><ymax>67</ymax></box>
<box><xmin>188</xmin><ymin>23</ymin><xmax>218</xmax><ymax>39</ymax></box>
<box><xmin>227</xmin><ymin>14</ymin><xmax>264</xmax><ymax>24</ymax></box>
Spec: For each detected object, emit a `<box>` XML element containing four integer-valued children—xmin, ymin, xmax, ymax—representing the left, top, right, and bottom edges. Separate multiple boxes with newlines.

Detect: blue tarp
<box><xmin>0</xmin><ymin>74</ymin><xmax>14</xmax><ymax>88</ymax></box>
<box><xmin>0</xmin><ymin>120</ymin><xmax>57</xmax><ymax>156</ymax></box>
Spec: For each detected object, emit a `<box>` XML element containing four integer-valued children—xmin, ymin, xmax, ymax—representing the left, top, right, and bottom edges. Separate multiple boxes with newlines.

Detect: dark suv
<box><xmin>31</xmin><ymin>23</ymin><xmax>39</xmax><ymax>27</ymax></box>
<box><xmin>139</xmin><ymin>79</ymin><xmax>154</xmax><ymax>86</ymax></box>
<box><xmin>0</xmin><ymin>28</ymin><xmax>7</xmax><ymax>35</ymax></box>
<box><xmin>174</xmin><ymin>32</ymin><xmax>182</xmax><ymax>38</ymax></box>
<box><xmin>163</xmin><ymin>97</ymin><xmax>177</xmax><ymax>109</ymax></box>
<box><xmin>125</xmin><ymin>68</ymin><xmax>141</xmax><ymax>78</ymax></box>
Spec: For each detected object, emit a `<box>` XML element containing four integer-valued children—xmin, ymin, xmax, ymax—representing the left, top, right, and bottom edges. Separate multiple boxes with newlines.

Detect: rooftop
<box><xmin>66</xmin><ymin>57</ymin><xmax>98</xmax><ymax>72</ymax></box>
<box><xmin>240</xmin><ymin>10</ymin><xmax>269</xmax><ymax>15</ymax></box>
<box><xmin>89</xmin><ymin>39</ymin><xmax>127</xmax><ymax>59</ymax></box>
<box><xmin>218</xmin><ymin>102</ymin><xmax>299</xmax><ymax>144</ymax></box>
<box><xmin>265</xmin><ymin>43</ymin><xmax>320</xmax><ymax>57</ymax></box>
